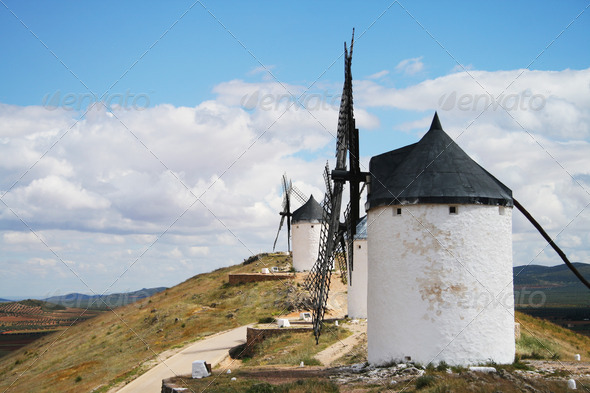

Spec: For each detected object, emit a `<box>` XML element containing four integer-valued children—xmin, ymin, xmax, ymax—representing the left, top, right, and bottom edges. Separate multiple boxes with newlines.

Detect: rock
<box><xmin>468</xmin><ymin>366</ymin><xmax>497</xmax><ymax>373</ymax></box>
<box><xmin>568</xmin><ymin>379</ymin><xmax>577</xmax><ymax>389</ymax></box>
<box><xmin>402</xmin><ymin>367</ymin><xmax>424</xmax><ymax>376</ymax></box>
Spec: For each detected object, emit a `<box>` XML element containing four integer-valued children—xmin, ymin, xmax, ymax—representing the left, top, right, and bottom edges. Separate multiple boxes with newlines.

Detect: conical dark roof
<box><xmin>367</xmin><ymin>113</ymin><xmax>512</xmax><ymax>209</ymax></box>
<box><xmin>292</xmin><ymin>195</ymin><xmax>324</xmax><ymax>223</ymax></box>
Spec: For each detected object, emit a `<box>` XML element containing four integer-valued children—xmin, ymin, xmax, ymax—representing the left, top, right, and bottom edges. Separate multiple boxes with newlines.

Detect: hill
<box><xmin>0</xmin><ymin>298</ymin><xmax>12</xmax><ymax>303</ymax></box>
<box><xmin>0</xmin><ymin>253</ymin><xmax>296</xmax><ymax>393</ymax></box>
<box><xmin>513</xmin><ymin>262</ymin><xmax>590</xmax><ymax>306</ymax></box>
<box><xmin>43</xmin><ymin>287</ymin><xmax>167</xmax><ymax>309</ymax></box>
<box><xmin>2</xmin><ymin>254</ymin><xmax>589</xmax><ymax>393</ymax></box>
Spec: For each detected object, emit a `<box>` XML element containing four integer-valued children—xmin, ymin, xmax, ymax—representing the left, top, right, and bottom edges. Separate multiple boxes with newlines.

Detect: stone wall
<box><xmin>161</xmin><ymin>379</ymin><xmax>186</xmax><ymax>393</ymax></box>
<box><xmin>228</xmin><ymin>273</ymin><xmax>294</xmax><ymax>285</ymax></box>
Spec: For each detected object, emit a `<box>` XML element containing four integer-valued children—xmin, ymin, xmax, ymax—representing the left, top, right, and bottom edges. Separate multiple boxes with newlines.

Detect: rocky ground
<box><xmin>329</xmin><ymin>360</ymin><xmax>590</xmax><ymax>391</ymax></box>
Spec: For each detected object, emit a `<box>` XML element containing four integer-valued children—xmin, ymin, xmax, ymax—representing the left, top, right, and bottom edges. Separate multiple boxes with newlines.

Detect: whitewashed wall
<box><xmin>292</xmin><ymin>221</ymin><xmax>321</xmax><ymax>272</ymax></box>
<box><xmin>348</xmin><ymin>238</ymin><xmax>368</xmax><ymax>319</ymax></box>
<box><xmin>367</xmin><ymin>204</ymin><xmax>515</xmax><ymax>366</ymax></box>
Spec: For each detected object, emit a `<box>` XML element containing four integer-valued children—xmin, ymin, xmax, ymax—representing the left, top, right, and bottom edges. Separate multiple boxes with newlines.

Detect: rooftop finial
<box><xmin>429</xmin><ymin>112</ymin><xmax>443</xmax><ymax>131</ymax></box>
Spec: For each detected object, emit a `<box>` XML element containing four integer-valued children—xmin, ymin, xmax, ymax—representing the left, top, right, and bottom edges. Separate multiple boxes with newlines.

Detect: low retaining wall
<box><xmin>161</xmin><ymin>379</ymin><xmax>182</xmax><ymax>393</ymax></box>
<box><xmin>228</xmin><ymin>273</ymin><xmax>294</xmax><ymax>284</ymax></box>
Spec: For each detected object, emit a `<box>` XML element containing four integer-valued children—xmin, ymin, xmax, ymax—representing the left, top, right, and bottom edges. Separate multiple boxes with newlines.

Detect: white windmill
<box><xmin>291</xmin><ymin>195</ymin><xmax>324</xmax><ymax>272</ymax></box>
<box><xmin>366</xmin><ymin>113</ymin><xmax>515</xmax><ymax>366</ymax></box>
<box><xmin>307</xmin><ymin>31</ymin><xmax>590</xmax><ymax>366</ymax></box>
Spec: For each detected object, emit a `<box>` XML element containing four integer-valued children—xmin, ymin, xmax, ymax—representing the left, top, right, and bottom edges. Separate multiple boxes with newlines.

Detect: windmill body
<box><xmin>292</xmin><ymin>195</ymin><xmax>324</xmax><ymax>272</ymax></box>
<box><xmin>347</xmin><ymin>215</ymin><xmax>368</xmax><ymax>319</ymax></box>
<box><xmin>366</xmin><ymin>115</ymin><xmax>515</xmax><ymax>366</ymax></box>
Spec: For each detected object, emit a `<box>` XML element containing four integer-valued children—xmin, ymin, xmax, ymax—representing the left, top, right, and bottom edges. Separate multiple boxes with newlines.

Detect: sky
<box><xmin>1</xmin><ymin>1</ymin><xmax>589</xmax><ymax>298</ymax></box>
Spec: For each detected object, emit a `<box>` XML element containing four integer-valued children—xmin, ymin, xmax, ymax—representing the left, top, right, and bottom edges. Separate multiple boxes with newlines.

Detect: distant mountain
<box><xmin>0</xmin><ymin>299</ymin><xmax>11</xmax><ymax>303</ymax></box>
<box><xmin>43</xmin><ymin>287</ymin><xmax>167</xmax><ymax>309</ymax></box>
<box><xmin>513</xmin><ymin>263</ymin><xmax>590</xmax><ymax>306</ymax></box>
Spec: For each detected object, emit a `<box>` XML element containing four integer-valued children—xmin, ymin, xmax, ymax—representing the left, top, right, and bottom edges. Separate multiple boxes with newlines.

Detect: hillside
<box><xmin>43</xmin><ymin>287</ymin><xmax>167</xmax><ymax>310</ymax></box>
<box><xmin>0</xmin><ymin>253</ymin><xmax>296</xmax><ymax>393</ymax></box>
<box><xmin>2</xmin><ymin>255</ymin><xmax>589</xmax><ymax>393</ymax></box>
<box><xmin>513</xmin><ymin>262</ymin><xmax>590</xmax><ymax>306</ymax></box>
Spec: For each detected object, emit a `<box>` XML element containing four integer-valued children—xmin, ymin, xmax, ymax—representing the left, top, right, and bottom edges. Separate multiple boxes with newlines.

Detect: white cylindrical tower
<box><xmin>291</xmin><ymin>195</ymin><xmax>323</xmax><ymax>272</ymax></box>
<box><xmin>348</xmin><ymin>215</ymin><xmax>368</xmax><ymax>319</ymax></box>
<box><xmin>366</xmin><ymin>114</ymin><xmax>515</xmax><ymax>366</ymax></box>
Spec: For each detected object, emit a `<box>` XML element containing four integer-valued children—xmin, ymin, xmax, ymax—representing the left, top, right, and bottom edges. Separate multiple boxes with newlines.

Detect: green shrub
<box><xmin>300</xmin><ymin>356</ymin><xmax>321</xmax><ymax>366</ymax></box>
<box><xmin>436</xmin><ymin>361</ymin><xmax>448</xmax><ymax>372</ymax></box>
<box><xmin>415</xmin><ymin>375</ymin><xmax>435</xmax><ymax>389</ymax></box>
<box><xmin>258</xmin><ymin>317</ymin><xmax>276</xmax><ymax>324</ymax></box>
<box><xmin>245</xmin><ymin>383</ymin><xmax>279</xmax><ymax>393</ymax></box>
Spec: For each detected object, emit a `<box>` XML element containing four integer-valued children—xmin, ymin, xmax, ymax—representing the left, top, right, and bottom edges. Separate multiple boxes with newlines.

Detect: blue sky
<box><xmin>1</xmin><ymin>1</ymin><xmax>589</xmax><ymax>298</ymax></box>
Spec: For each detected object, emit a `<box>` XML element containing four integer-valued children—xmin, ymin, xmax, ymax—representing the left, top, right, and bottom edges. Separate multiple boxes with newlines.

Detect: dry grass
<box><xmin>0</xmin><ymin>253</ymin><xmax>295</xmax><ymax>393</ymax></box>
<box><xmin>515</xmin><ymin>310</ymin><xmax>590</xmax><ymax>360</ymax></box>
<box><xmin>243</xmin><ymin>324</ymin><xmax>351</xmax><ymax>367</ymax></box>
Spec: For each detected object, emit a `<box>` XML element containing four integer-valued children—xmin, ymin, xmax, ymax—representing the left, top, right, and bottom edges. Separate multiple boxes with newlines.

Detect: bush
<box><xmin>258</xmin><ymin>317</ymin><xmax>276</xmax><ymax>324</ymax></box>
<box><xmin>415</xmin><ymin>375</ymin><xmax>435</xmax><ymax>389</ymax></box>
<box><xmin>436</xmin><ymin>361</ymin><xmax>449</xmax><ymax>372</ymax></box>
<box><xmin>300</xmin><ymin>356</ymin><xmax>322</xmax><ymax>366</ymax></box>
<box><xmin>229</xmin><ymin>343</ymin><xmax>249</xmax><ymax>359</ymax></box>
<box><xmin>243</xmin><ymin>255</ymin><xmax>260</xmax><ymax>265</ymax></box>
<box><xmin>512</xmin><ymin>355</ymin><xmax>532</xmax><ymax>370</ymax></box>
<box><xmin>246</xmin><ymin>383</ymin><xmax>280</xmax><ymax>393</ymax></box>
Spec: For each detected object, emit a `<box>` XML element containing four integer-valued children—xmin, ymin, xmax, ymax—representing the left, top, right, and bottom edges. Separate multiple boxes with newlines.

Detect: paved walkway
<box><xmin>315</xmin><ymin>321</ymin><xmax>367</xmax><ymax>366</ymax></box>
<box><xmin>116</xmin><ymin>324</ymin><xmax>250</xmax><ymax>393</ymax></box>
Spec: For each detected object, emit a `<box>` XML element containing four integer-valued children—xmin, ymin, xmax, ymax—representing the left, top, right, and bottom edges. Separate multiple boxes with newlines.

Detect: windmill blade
<box><xmin>291</xmin><ymin>184</ymin><xmax>307</xmax><ymax>206</ymax></box>
<box><xmin>343</xmin><ymin>201</ymin><xmax>353</xmax><ymax>284</ymax></box>
<box><xmin>272</xmin><ymin>214</ymin><xmax>286</xmax><ymax>251</ymax></box>
<box><xmin>273</xmin><ymin>174</ymin><xmax>292</xmax><ymax>252</ymax></box>
<box><xmin>284</xmin><ymin>177</ymin><xmax>292</xmax><ymax>252</ymax></box>
<box><xmin>307</xmin><ymin>30</ymin><xmax>366</xmax><ymax>344</ymax></box>
<box><xmin>306</xmin><ymin>163</ymin><xmax>345</xmax><ymax>343</ymax></box>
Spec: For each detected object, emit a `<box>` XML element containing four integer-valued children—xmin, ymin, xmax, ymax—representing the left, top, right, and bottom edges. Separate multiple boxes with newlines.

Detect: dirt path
<box><xmin>315</xmin><ymin>320</ymin><xmax>367</xmax><ymax>366</ymax></box>
<box><xmin>114</xmin><ymin>324</ymin><xmax>251</xmax><ymax>393</ymax></box>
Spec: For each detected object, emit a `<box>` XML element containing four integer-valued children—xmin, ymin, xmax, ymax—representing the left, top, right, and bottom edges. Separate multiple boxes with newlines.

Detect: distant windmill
<box><xmin>272</xmin><ymin>174</ymin><xmax>307</xmax><ymax>252</ymax></box>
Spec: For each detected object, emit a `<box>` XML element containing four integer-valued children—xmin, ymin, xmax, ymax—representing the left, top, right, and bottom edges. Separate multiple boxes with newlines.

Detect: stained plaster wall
<box><xmin>367</xmin><ymin>204</ymin><xmax>515</xmax><ymax>366</ymax></box>
<box><xmin>292</xmin><ymin>221</ymin><xmax>321</xmax><ymax>272</ymax></box>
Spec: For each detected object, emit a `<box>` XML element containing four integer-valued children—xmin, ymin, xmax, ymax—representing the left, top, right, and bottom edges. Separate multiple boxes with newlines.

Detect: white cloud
<box><xmin>188</xmin><ymin>246</ymin><xmax>209</xmax><ymax>256</ymax></box>
<box><xmin>3</xmin><ymin>231</ymin><xmax>42</xmax><ymax>244</ymax></box>
<box><xmin>395</xmin><ymin>56</ymin><xmax>424</xmax><ymax>75</ymax></box>
<box><xmin>367</xmin><ymin>70</ymin><xmax>389</xmax><ymax>80</ymax></box>
<box><xmin>1</xmin><ymin>67</ymin><xmax>589</xmax><ymax>296</ymax></box>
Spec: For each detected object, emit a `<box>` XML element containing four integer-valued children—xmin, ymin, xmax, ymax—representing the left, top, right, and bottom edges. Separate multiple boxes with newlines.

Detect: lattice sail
<box><xmin>307</xmin><ymin>30</ymin><xmax>366</xmax><ymax>344</ymax></box>
<box><xmin>305</xmin><ymin>164</ymin><xmax>338</xmax><ymax>343</ymax></box>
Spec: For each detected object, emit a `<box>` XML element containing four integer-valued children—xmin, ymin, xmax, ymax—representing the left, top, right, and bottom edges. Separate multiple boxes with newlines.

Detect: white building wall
<box><xmin>348</xmin><ymin>238</ymin><xmax>368</xmax><ymax>319</ymax></box>
<box><xmin>367</xmin><ymin>204</ymin><xmax>514</xmax><ymax>366</ymax></box>
<box><xmin>292</xmin><ymin>221</ymin><xmax>321</xmax><ymax>272</ymax></box>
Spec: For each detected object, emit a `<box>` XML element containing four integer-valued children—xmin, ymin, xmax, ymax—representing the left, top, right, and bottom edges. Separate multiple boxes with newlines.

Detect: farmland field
<box><xmin>0</xmin><ymin>300</ymin><xmax>103</xmax><ymax>357</ymax></box>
